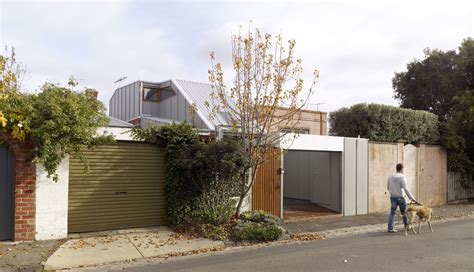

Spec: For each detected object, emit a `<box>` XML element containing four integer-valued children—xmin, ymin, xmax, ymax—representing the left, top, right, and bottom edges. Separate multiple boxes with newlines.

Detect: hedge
<box><xmin>329</xmin><ymin>103</ymin><xmax>439</xmax><ymax>144</ymax></box>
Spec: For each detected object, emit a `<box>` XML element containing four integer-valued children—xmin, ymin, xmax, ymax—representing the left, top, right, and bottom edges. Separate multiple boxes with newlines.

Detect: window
<box><xmin>143</xmin><ymin>87</ymin><xmax>175</xmax><ymax>102</ymax></box>
<box><xmin>143</xmin><ymin>88</ymin><xmax>161</xmax><ymax>102</ymax></box>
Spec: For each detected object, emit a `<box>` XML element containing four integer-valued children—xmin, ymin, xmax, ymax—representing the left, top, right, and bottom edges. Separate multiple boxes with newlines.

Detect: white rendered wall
<box><xmin>97</xmin><ymin>127</ymin><xmax>136</xmax><ymax>141</ymax></box>
<box><xmin>280</xmin><ymin>134</ymin><xmax>344</xmax><ymax>152</ymax></box>
<box><xmin>35</xmin><ymin>157</ymin><xmax>69</xmax><ymax>240</ymax></box>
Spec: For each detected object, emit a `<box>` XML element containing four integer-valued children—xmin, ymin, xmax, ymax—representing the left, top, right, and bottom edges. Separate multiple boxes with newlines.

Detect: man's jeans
<box><xmin>388</xmin><ymin>197</ymin><xmax>408</xmax><ymax>230</ymax></box>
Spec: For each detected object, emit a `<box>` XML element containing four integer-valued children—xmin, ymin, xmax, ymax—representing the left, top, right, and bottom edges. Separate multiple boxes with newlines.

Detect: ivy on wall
<box><xmin>1</xmin><ymin>82</ymin><xmax>114</xmax><ymax>181</ymax></box>
<box><xmin>132</xmin><ymin>123</ymin><xmax>248</xmax><ymax>230</ymax></box>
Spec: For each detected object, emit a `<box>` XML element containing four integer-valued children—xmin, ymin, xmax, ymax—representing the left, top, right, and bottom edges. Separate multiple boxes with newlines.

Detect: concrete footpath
<box><xmin>43</xmin><ymin>227</ymin><xmax>223</xmax><ymax>270</ymax></box>
<box><xmin>0</xmin><ymin>239</ymin><xmax>63</xmax><ymax>271</ymax></box>
<box><xmin>284</xmin><ymin>203</ymin><xmax>474</xmax><ymax>237</ymax></box>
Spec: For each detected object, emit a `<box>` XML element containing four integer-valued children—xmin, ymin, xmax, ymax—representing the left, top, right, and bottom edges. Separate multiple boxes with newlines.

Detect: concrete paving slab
<box><xmin>44</xmin><ymin>229</ymin><xmax>222</xmax><ymax>270</ymax></box>
<box><xmin>127</xmin><ymin>231</ymin><xmax>174</xmax><ymax>244</ymax></box>
<box><xmin>0</xmin><ymin>239</ymin><xmax>63</xmax><ymax>271</ymax></box>
<box><xmin>44</xmin><ymin>235</ymin><xmax>142</xmax><ymax>270</ymax></box>
<box><xmin>128</xmin><ymin>233</ymin><xmax>224</xmax><ymax>258</ymax></box>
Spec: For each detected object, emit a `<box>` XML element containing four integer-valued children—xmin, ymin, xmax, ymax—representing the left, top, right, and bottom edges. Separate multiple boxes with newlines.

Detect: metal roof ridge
<box><xmin>174</xmin><ymin>78</ymin><xmax>212</xmax><ymax>86</ymax></box>
<box><xmin>171</xmin><ymin>79</ymin><xmax>215</xmax><ymax>130</ymax></box>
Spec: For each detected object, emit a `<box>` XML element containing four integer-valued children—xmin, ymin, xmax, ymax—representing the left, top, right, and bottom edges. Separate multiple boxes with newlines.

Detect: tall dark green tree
<box><xmin>393</xmin><ymin>49</ymin><xmax>466</xmax><ymax>121</ymax></box>
<box><xmin>393</xmin><ymin>38</ymin><xmax>474</xmax><ymax>185</ymax></box>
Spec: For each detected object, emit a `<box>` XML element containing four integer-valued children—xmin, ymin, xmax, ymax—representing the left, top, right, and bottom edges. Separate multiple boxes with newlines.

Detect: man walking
<box><xmin>387</xmin><ymin>163</ymin><xmax>416</xmax><ymax>233</ymax></box>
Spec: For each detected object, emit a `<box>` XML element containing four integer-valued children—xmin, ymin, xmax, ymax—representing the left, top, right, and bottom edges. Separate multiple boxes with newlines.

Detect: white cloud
<box><xmin>1</xmin><ymin>0</ymin><xmax>184</xmax><ymax>104</ymax></box>
<box><xmin>1</xmin><ymin>0</ymin><xmax>472</xmax><ymax>113</ymax></box>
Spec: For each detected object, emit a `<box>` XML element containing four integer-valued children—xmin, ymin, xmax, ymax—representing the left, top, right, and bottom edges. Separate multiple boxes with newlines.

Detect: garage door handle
<box><xmin>115</xmin><ymin>191</ymin><xmax>128</xmax><ymax>195</ymax></box>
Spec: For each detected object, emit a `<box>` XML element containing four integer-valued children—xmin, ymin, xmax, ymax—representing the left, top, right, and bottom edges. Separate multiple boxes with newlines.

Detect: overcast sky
<box><xmin>1</xmin><ymin>0</ymin><xmax>472</xmax><ymax>113</ymax></box>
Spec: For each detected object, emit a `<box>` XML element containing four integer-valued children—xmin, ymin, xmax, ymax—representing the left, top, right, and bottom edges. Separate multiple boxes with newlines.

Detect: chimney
<box><xmin>85</xmin><ymin>88</ymin><xmax>98</xmax><ymax>99</ymax></box>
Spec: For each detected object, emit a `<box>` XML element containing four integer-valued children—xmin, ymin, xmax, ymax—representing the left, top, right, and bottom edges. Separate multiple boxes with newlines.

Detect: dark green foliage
<box><xmin>458</xmin><ymin>39</ymin><xmax>474</xmax><ymax>90</ymax></box>
<box><xmin>1</xmin><ymin>49</ymin><xmax>113</xmax><ymax>181</ymax></box>
<box><xmin>131</xmin><ymin>123</ymin><xmax>248</xmax><ymax>229</ymax></box>
<box><xmin>232</xmin><ymin>221</ymin><xmax>283</xmax><ymax>242</ymax></box>
<box><xmin>439</xmin><ymin>91</ymin><xmax>474</xmax><ymax>186</ymax></box>
<box><xmin>240</xmin><ymin>210</ymin><xmax>282</xmax><ymax>226</ymax></box>
<box><xmin>232</xmin><ymin>211</ymin><xmax>283</xmax><ymax>242</ymax></box>
<box><xmin>30</xmin><ymin>84</ymin><xmax>114</xmax><ymax>180</ymax></box>
<box><xmin>131</xmin><ymin>121</ymin><xmax>198</xmax><ymax>149</ymax></box>
<box><xmin>329</xmin><ymin>103</ymin><xmax>439</xmax><ymax>144</ymax></box>
<box><xmin>191</xmin><ymin>223</ymin><xmax>228</xmax><ymax>241</ymax></box>
<box><xmin>0</xmin><ymin>82</ymin><xmax>114</xmax><ymax>181</ymax></box>
<box><xmin>393</xmin><ymin>38</ymin><xmax>473</xmax><ymax>185</ymax></box>
<box><xmin>392</xmin><ymin>48</ymin><xmax>466</xmax><ymax>121</ymax></box>
<box><xmin>178</xmin><ymin>139</ymin><xmax>247</xmax><ymax>226</ymax></box>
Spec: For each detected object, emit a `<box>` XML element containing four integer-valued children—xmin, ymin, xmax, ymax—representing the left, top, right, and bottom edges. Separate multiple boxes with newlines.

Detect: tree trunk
<box><xmin>234</xmin><ymin>193</ymin><xmax>245</xmax><ymax>218</ymax></box>
<box><xmin>234</xmin><ymin>169</ymin><xmax>253</xmax><ymax>217</ymax></box>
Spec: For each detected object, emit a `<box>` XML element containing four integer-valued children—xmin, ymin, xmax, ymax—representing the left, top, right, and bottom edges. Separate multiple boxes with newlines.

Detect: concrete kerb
<box><xmin>49</xmin><ymin>213</ymin><xmax>474</xmax><ymax>271</ymax></box>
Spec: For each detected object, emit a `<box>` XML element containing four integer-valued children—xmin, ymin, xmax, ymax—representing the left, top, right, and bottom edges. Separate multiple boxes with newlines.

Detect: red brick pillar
<box><xmin>0</xmin><ymin>132</ymin><xmax>36</xmax><ymax>241</ymax></box>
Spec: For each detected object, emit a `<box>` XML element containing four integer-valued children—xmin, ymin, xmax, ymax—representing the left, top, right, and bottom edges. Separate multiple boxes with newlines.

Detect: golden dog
<box><xmin>405</xmin><ymin>202</ymin><xmax>433</xmax><ymax>236</ymax></box>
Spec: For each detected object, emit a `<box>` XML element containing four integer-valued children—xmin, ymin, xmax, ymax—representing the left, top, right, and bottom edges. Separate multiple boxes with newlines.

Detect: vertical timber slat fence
<box><xmin>252</xmin><ymin>149</ymin><xmax>282</xmax><ymax>217</ymax></box>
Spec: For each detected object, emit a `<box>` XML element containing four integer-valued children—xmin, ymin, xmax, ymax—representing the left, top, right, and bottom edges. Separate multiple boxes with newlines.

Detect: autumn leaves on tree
<box><xmin>207</xmin><ymin>27</ymin><xmax>319</xmax><ymax>215</ymax></box>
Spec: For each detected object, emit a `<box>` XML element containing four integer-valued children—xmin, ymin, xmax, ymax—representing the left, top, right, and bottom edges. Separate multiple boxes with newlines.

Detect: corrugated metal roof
<box><xmin>173</xmin><ymin>79</ymin><xmax>229</xmax><ymax>130</ymax></box>
<box><xmin>111</xmin><ymin>79</ymin><xmax>230</xmax><ymax>130</ymax></box>
<box><xmin>141</xmin><ymin>116</ymin><xmax>174</xmax><ymax>124</ymax></box>
<box><xmin>107</xmin><ymin>116</ymin><xmax>134</xmax><ymax>127</ymax></box>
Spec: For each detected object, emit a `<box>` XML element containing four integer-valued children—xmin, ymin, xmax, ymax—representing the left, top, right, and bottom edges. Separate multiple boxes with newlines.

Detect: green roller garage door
<box><xmin>68</xmin><ymin>142</ymin><xmax>166</xmax><ymax>233</ymax></box>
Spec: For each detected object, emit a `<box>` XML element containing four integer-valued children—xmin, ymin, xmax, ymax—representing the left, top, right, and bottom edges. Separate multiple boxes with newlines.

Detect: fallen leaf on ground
<box><xmin>290</xmin><ymin>233</ymin><xmax>326</xmax><ymax>241</ymax></box>
<box><xmin>162</xmin><ymin>246</ymin><xmax>224</xmax><ymax>259</ymax></box>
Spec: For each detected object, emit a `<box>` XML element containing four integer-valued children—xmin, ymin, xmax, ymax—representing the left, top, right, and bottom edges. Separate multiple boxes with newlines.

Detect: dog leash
<box><xmin>409</xmin><ymin>200</ymin><xmax>423</xmax><ymax>206</ymax></box>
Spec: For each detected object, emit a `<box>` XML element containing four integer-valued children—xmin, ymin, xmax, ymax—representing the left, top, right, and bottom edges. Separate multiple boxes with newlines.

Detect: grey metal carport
<box><xmin>283</xmin><ymin>151</ymin><xmax>342</xmax><ymax>213</ymax></box>
<box><xmin>280</xmin><ymin>135</ymin><xmax>369</xmax><ymax>217</ymax></box>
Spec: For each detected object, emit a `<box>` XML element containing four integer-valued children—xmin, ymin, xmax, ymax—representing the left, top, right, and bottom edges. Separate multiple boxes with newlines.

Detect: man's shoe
<box><xmin>388</xmin><ymin>229</ymin><xmax>397</xmax><ymax>233</ymax></box>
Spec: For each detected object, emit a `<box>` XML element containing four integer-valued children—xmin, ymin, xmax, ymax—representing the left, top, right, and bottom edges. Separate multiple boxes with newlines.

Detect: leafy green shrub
<box><xmin>240</xmin><ymin>210</ymin><xmax>282</xmax><ymax>226</ymax></box>
<box><xmin>198</xmin><ymin>223</ymin><xmax>228</xmax><ymax>241</ymax></box>
<box><xmin>232</xmin><ymin>210</ymin><xmax>283</xmax><ymax>242</ymax></box>
<box><xmin>191</xmin><ymin>189</ymin><xmax>238</xmax><ymax>226</ymax></box>
<box><xmin>329</xmin><ymin>103</ymin><xmax>439</xmax><ymax>144</ymax></box>
<box><xmin>232</xmin><ymin>221</ymin><xmax>283</xmax><ymax>242</ymax></box>
<box><xmin>0</xmin><ymin>81</ymin><xmax>114</xmax><ymax>181</ymax></box>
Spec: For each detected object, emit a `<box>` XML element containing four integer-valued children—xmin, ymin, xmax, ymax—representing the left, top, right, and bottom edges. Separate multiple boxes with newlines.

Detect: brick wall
<box><xmin>0</xmin><ymin>132</ymin><xmax>36</xmax><ymax>241</ymax></box>
<box><xmin>274</xmin><ymin>107</ymin><xmax>328</xmax><ymax>135</ymax></box>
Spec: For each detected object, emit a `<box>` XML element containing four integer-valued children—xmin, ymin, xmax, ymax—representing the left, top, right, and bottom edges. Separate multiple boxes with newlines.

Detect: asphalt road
<box><xmin>121</xmin><ymin>219</ymin><xmax>474</xmax><ymax>272</ymax></box>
